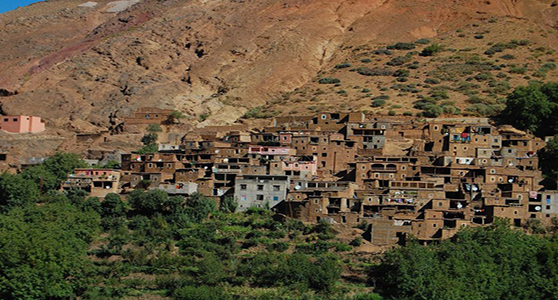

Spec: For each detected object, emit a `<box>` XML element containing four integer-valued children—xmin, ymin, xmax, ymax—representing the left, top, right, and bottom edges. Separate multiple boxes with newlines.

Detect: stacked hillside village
<box><xmin>14</xmin><ymin>108</ymin><xmax>557</xmax><ymax>245</ymax></box>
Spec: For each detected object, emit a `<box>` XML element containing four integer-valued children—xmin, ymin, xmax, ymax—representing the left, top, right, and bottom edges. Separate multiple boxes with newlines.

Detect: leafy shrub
<box><xmin>422</xmin><ymin>105</ymin><xmax>443</xmax><ymax>117</ymax></box>
<box><xmin>474</xmin><ymin>72</ymin><xmax>492</xmax><ymax>81</ymax></box>
<box><xmin>136</xmin><ymin>143</ymin><xmax>158</xmax><ymax>154</ymax></box>
<box><xmin>387</xmin><ymin>55</ymin><xmax>412</xmax><ymax>66</ymax></box>
<box><xmin>198</xmin><ymin>113</ymin><xmax>209</xmax><ymax>122</ymax></box>
<box><xmin>318</xmin><ymin>77</ymin><xmax>341</xmax><ymax>84</ymax></box>
<box><xmin>373</xmin><ymin>49</ymin><xmax>392</xmax><ymax>55</ymax></box>
<box><xmin>243</xmin><ymin>106</ymin><xmax>275</xmax><ymax>119</ymax></box>
<box><xmin>388</xmin><ymin>42</ymin><xmax>416</xmax><ymax>50</ymax></box>
<box><xmin>393</xmin><ymin>69</ymin><xmax>410</xmax><ymax>77</ymax></box>
<box><xmin>335</xmin><ymin>63</ymin><xmax>351</xmax><ymax>69</ymax></box>
<box><xmin>147</xmin><ymin>124</ymin><xmax>162</xmax><ymax>133</ymax></box>
<box><xmin>474</xmin><ymin>34</ymin><xmax>484</xmax><ymax>39</ymax></box>
<box><xmin>509</xmin><ymin>66</ymin><xmax>527</xmax><ymax>74</ymax></box>
<box><xmin>349</xmin><ymin>237</ymin><xmax>363</xmax><ymax>246</ymax></box>
<box><xmin>465</xmin><ymin>103</ymin><xmax>499</xmax><ymax>116</ymax></box>
<box><xmin>141</xmin><ymin>133</ymin><xmax>158</xmax><ymax>145</ymax></box>
<box><xmin>420</xmin><ymin>43</ymin><xmax>442</xmax><ymax>56</ymax></box>
<box><xmin>372</xmin><ymin>99</ymin><xmax>386</xmax><ymax>107</ymax></box>
<box><xmin>500</xmin><ymin>54</ymin><xmax>515</xmax><ymax>60</ymax></box>
<box><xmin>172</xmin><ymin>285</ymin><xmax>231</xmax><ymax>300</ymax></box>
<box><xmin>424</xmin><ymin>78</ymin><xmax>440</xmax><ymax>84</ymax></box>
<box><xmin>415</xmin><ymin>38</ymin><xmax>431</xmax><ymax>44</ymax></box>
<box><xmin>357</xmin><ymin>67</ymin><xmax>392</xmax><ymax>76</ymax></box>
<box><xmin>361</xmin><ymin>58</ymin><xmax>372</xmax><ymax>63</ymax></box>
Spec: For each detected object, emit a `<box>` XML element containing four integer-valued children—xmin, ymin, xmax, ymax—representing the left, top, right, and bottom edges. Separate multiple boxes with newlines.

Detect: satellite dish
<box><xmin>204</xmin><ymin>166</ymin><xmax>208</xmax><ymax>170</ymax></box>
<box><xmin>535</xmin><ymin>206</ymin><xmax>542</xmax><ymax>211</ymax></box>
<box><xmin>223</xmin><ymin>158</ymin><xmax>229</xmax><ymax>163</ymax></box>
<box><xmin>457</xmin><ymin>203</ymin><xmax>463</xmax><ymax>209</ymax></box>
<box><xmin>295</xmin><ymin>185</ymin><xmax>301</xmax><ymax>190</ymax></box>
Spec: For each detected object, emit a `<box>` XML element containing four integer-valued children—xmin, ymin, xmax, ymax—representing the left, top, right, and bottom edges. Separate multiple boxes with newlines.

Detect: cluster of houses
<box><xmin>60</xmin><ymin>111</ymin><xmax>558</xmax><ymax>245</ymax></box>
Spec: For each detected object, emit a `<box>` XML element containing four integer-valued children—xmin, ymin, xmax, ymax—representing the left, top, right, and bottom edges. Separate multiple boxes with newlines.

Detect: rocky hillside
<box><xmin>0</xmin><ymin>0</ymin><xmax>557</xmax><ymax>134</ymax></box>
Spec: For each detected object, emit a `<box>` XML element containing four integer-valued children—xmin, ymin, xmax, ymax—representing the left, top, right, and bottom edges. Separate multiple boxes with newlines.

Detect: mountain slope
<box><xmin>0</xmin><ymin>0</ymin><xmax>556</xmax><ymax>134</ymax></box>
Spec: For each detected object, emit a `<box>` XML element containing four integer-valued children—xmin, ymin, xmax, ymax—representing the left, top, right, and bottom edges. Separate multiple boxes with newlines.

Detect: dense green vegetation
<box><xmin>0</xmin><ymin>154</ymin><xmax>378</xmax><ymax>299</ymax></box>
<box><xmin>372</xmin><ymin>222</ymin><xmax>558</xmax><ymax>300</ymax></box>
<box><xmin>501</xmin><ymin>82</ymin><xmax>558</xmax><ymax>137</ymax></box>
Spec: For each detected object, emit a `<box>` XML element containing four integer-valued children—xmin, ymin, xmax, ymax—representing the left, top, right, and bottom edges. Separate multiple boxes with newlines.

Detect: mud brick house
<box><xmin>124</xmin><ymin>107</ymin><xmax>174</xmax><ymax>125</ymax></box>
<box><xmin>61</xmin><ymin>169</ymin><xmax>120</xmax><ymax>198</ymax></box>
<box><xmin>112</xmin><ymin>113</ymin><xmax>555</xmax><ymax>246</ymax></box>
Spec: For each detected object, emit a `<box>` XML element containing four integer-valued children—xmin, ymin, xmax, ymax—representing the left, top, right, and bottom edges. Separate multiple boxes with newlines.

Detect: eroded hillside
<box><xmin>0</xmin><ymin>0</ymin><xmax>556</xmax><ymax>142</ymax></box>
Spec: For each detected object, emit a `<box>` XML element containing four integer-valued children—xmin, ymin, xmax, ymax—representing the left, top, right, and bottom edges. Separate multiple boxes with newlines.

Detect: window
<box><xmin>257</xmin><ymin>185</ymin><xmax>264</xmax><ymax>191</ymax></box>
<box><xmin>3</xmin><ymin>118</ymin><xmax>8</xmax><ymax>122</ymax></box>
<box><xmin>257</xmin><ymin>195</ymin><xmax>264</xmax><ymax>201</ymax></box>
<box><xmin>321</xmin><ymin>153</ymin><xmax>327</xmax><ymax>157</ymax></box>
<box><xmin>240</xmin><ymin>184</ymin><xmax>247</xmax><ymax>190</ymax></box>
<box><xmin>273</xmin><ymin>196</ymin><xmax>279</xmax><ymax>201</ymax></box>
<box><xmin>12</xmin><ymin>118</ymin><xmax>17</xmax><ymax>122</ymax></box>
<box><xmin>438</xmin><ymin>202</ymin><xmax>443</xmax><ymax>207</ymax></box>
<box><xmin>273</xmin><ymin>185</ymin><xmax>280</xmax><ymax>191</ymax></box>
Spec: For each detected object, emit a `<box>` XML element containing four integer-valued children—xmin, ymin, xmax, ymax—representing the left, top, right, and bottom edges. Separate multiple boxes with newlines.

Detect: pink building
<box><xmin>0</xmin><ymin>115</ymin><xmax>45</xmax><ymax>133</ymax></box>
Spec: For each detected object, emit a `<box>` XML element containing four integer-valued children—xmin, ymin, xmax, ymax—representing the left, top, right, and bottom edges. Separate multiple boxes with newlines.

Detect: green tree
<box><xmin>147</xmin><ymin>124</ymin><xmax>162</xmax><ymax>133</ymax></box>
<box><xmin>539</xmin><ymin>136</ymin><xmax>558</xmax><ymax>188</ymax></box>
<box><xmin>0</xmin><ymin>173</ymin><xmax>40</xmax><ymax>211</ymax></box>
<box><xmin>0</xmin><ymin>202</ymin><xmax>100</xmax><ymax>299</ymax></box>
<box><xmin>21</xmin><ymin>152</ymin><xmax>87</xmax><ymax>193</ymax></box>
<box><xmin>372</xmin><ymin>223</ymin><xmax>558</xmax><ymax>300</ymax></box>
<box><xmin>141</xmin><ymin>133</ymin><xmax>158</xmax><ymax>146</ymax></box>
<box><xmin>219</xmin><ymin>196</ymin><xmax>238</xmax><ymax>213</ymax></box>
<box><xmin>169</xmin><ymin>110</ymin><xmax>185</xmax><ymax>124</ymax></box>
<box><xmin>42</xmin><ymin>152</ymin><xmax>88</xmax><ymax>182</ymax></box>
<box><xmin>420</xmin><ymin>43</ymin><xmax>442</xmax><ymax>56</ymax></box>
<box><xmin>101</xmin><ymin>193</ymin><xmax>127</xmax><ymax>218</ymax></box>
<box><xmin>186</xmin><ymin>193</ymin><xmax>216</xmax><ymax>223</ymax></box>
<box><xmin>82</xmin><ymin>196</ymin><xmax>102</xmax><ymax>214</ymax></box>
<box><xmin>501</xmin><ymin>83</ymin><xmax>558</xmax><ymax>137</ymax></box>
<box><xmin>20</xmin><ymin>165</ymin><xmax>58</xmax><ymax>193</ymax></box>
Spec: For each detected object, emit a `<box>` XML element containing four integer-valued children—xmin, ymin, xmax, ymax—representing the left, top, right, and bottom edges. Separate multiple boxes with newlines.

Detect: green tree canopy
<box><xmin>101</xmin><ymin>193</ymin><xmax>127</xmax><ymax>218</ymax></box>
<box><xmin>21</xmin><ymin>152</ymin><xmax>87</xmax><ymax>193</ymax></box>
<box><xmin>539</xmin><ymin>136</ymin><xmax>558</xmax><ymax>188</ymax></box>
<box><xmin>0</xmin><ymin>202</ymin><xmax>100</xmax><ymax>299</ymax></box>
<box><xmin>372</xmin><ymin>222</ymin><xmax>558</xmax><ymax>300</ymax></box>
<box><xmin>501</xmin><ymin>82</ymin><xmax>558</xmax><ymax>137</ymax></box>
<box><xmin>0</xmin><ymin>173</ymin><xmax>40</xmax><ymax>212</ymax></box>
